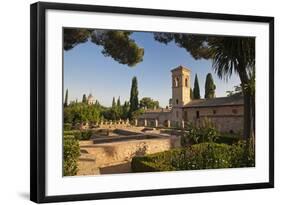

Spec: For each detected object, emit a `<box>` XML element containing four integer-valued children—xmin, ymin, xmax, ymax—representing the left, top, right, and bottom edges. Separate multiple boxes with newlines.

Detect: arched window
<box><xmin>174</xmin><ymin>77</ymin><xmax>179</xmax><ymax>87</ymax></box>
<box><xmin>176</xmin><ymin>99</ymin><xmax>179</xmax><ymax>104</ymax></box>
<box><xmin>185</xmin><ymin>78</ymin><xmax>188</xmax><ymax>87</ymax></box>
<box><xmin>196</xmin><ymin>110</ymin><xmax>200</xmax><ymax>119</ymax></box>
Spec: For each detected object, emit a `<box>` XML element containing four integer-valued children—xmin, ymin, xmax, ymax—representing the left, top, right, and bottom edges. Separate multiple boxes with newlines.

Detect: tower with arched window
<box><xmin>171</xmin><ymin>65</ymin><xmax>191</xmax><ymax>107</ymax></box>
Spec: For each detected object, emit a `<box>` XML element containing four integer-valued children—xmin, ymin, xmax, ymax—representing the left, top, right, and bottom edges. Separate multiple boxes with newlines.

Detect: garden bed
<box><xmin>131</xmin><ymin>142</ymin><xmax>254</xmax><ymax>173</ymax></box>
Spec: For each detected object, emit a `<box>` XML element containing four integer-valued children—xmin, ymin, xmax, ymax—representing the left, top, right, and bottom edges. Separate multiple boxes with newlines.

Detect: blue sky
<box><xmin>64</xmin><ymin>31</ymin><xmax>240</xmax><ymax>107</ymax></box>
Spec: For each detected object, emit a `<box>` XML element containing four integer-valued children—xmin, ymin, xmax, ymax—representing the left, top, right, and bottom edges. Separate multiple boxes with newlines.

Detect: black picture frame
<box><xmin>30</xmin><ymin>1</ymin><xmax>274</xmax><ymax>203</ymax></box>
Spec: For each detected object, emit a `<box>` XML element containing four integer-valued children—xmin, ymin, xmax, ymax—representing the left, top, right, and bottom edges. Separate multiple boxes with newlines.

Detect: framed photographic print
<box><xmin>30</xmin><ymin>1</ymin><xmax>274</xmax><ymax>203</ymax></box>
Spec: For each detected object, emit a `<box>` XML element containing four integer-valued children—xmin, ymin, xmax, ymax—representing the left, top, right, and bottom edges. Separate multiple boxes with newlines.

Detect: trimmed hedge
<box><xmin>63</xmin><ymin>130</ymin><xmax>93</xmax><ymax>140</ymax></box>
<box><xmin>63</xmin><ymin>135</ymin><xmax>80</xmax><ymax>176</ymax></box>
<box><xmin>132</xmin><ymin>142</ymin><xmax>254</xmax><ymax>173</ymax></box>
<box><xmin>64</xmin><ymin>123</ymin><xmax>72</xmax><ymax>131</ymax></box>
<box><xmin>215</xmin><ymin>134</ymin><xmax>241</xmax><ymax>145</ymax></box>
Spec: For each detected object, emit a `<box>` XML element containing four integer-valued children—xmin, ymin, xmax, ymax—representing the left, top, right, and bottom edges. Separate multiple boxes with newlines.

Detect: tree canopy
<box><xmin>64</xmin><ymin>28</ymin><xmax>144</xmax><ymax>67</ymax></box>
<box><xmin>82</xmin><ymin>94</ymin><xmax>87</xmax><ymax>104</ymax></box>
<box><xmin>139</xmin><ymin>97</ymin><xmax>160</xmax><ymax>109</ymax></box>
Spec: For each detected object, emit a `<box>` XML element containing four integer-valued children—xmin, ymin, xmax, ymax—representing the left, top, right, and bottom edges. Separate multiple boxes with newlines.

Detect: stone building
<box><xmin>87</xmin><ymin>93</ymin><xmax>94</xmax><ymax>105</ymax></box>
<box><xmin>137</xmin><ymin>65</ymin><xmax>244</xmax><ymax>133</ymax></box>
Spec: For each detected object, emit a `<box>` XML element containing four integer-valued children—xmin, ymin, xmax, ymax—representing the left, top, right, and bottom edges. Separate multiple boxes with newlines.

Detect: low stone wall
<box><xmin>79</xmin><ymin>137</ymin><xmax>179</xmax><ymax>168</ymax></box>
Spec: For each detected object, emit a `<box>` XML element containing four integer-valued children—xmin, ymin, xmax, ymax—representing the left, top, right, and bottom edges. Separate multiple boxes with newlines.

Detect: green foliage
<box><xmin>64</xmin><ymin>28</ymin><xmax>91</xmax><ymax>50</ymax></box>
<box><xmin>64</xmin><ymin>123</ymin><xmax>72</xmax><ymax>131</ymax></box>
<box><xmin>204</xmin><ymin>73</ymin><xmax>216</xmax><ymax>99</ymax></box>
<box><xmin>129</xmin><ymin>76</ymin><xmax>139</xmax><ymax>118</ymax></box>
<box><xmin>64</xmin><ymin>102</ymin><xmax>101</xmax><ymax>124</ymax></box>
<box><xmin>91</xmin><ymin>30</ymin><xmax>144</xmax><ymax>67</ymax></box>
<box><xmin>63</xmin><ymin>136</ymin><xmax>80</xmax><ymax>176</ymax></box>
<box><xmin>181</xmin><ymin>119</ymin><xmax>241</xmax><ymax>147</ymax></box>
<box><xmin>121</xmin><ymin>101</ymin><xmax>130</xmax><ymax>119</ymax></box>
<box><xmin>130</xmin><ymin>108</ymin><xmax>145</xmax><ymax>120</ymax></box>
<box><xmin>82</xmin><ymin>94</ymin><xmax>87</xmax><ymax>103</ymax></box>
<box><xmin>64</xmin><ymin>130</ymin><xmax>93</xmax><ymax>140</ymax></box>
<box><xmin>64</xmin><ymin>89</ymin><xmax>69</xmax><ymax>107</ymax></box>
<box><xmin>215</xmin><ymin>134</ymin><xmax>241</xmax><ymax>145</ymax></box>
<box><xmin>193</xmin><ymin>74</ymin><xmax>201</xmax><ymax>99</ymax></box>
<box><xmin>139</xmin><ymin>97</ymin><xmax>160</xmax><ymax>109</ymax></box>
<box><xmin>112</xmin><ymin>97</ymin><xmax>116</xmax><ymax>108</ymax></box>
<box><xmin>181</xmin><ymin>119</ymin><xmax>219</xmax><ymax>146</ymax></box>
<box><xmin>226</xmin><ymin>85</ymin><xmax>243</xmax><ymax>97</ymax></box>
<box><xmin>64</xmin><ymin>29</ymin><xmax>144</xmax><ymax>67</ymax></box>
<box><xmin>132</xmin><ymin>141</ymin><xmax>255</xmax><ymax>173</ymax></box>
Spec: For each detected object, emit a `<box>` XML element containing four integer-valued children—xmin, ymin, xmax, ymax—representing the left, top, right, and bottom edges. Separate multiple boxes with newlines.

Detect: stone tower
<box><xmin>171</xmin><ymin>65</ymin><xmax>191</xmax><ymax>107</ymax></box>
<box><xmin>87</xmin><ymin>93</ymin><xmax>94</xmax><ymax>105</ymax></box>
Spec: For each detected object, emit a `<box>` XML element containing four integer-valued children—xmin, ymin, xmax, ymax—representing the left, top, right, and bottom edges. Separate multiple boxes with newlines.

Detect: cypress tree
<box><xmin>129</xmin><ymin>76</ymin><xmax>139</xmax><ymax>118</ymax></box>
<box><xmin>122</xmin><ymin>101</ymin><xmax>130</xmax><ymax>119</ymax></box>
<box><xmin>204</xmin><ymin>73</ymin><xmax>216</xmax><ymax>99</ymax></box>
<box><xmin>64</xmin><ymin>89</ymin><xmax>68</xmax><ymax>107</ymax></box>
<box><xmin>193</xmin><ymin>74</ymin><xmax>201</xmax><ymax>99</ymax></box>
<box><xmin>117</xmin><ymin>97</ymin><xmax>121</xmax><ymax>107</ymax></box>
<box><xmin>116</xmin><ymin>97</ymin><xmax>122</xmax><ymax>119</ymax></box>
<box><xmin>82</xmin><ymin>94</ymin><xmax>87</xmax><ymax>103</ymax></box>
<box><xmin>112</xmin><ymin>97</ymin><xmax>116</xmax><ymax>108</ymax></box>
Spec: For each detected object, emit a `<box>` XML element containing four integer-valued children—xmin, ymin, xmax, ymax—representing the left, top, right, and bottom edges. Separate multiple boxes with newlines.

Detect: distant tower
<box><xmin>171</xmin><ymin>65</ymin><xmax>191</xmax><ymax>107</ymax></box>
<box><xmin>87</xmin><ymin>93</ymin><xmax>94</xmax><ymax>105</ymax></box>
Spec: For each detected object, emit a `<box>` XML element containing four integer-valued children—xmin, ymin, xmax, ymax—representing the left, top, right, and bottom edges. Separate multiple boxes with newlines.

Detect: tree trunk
<box><xmin>243</xmin><ymin>91</ymin><xmax>254</xmax><ymax>140</ymax></box>
<box><xmin>238</xmin><ymin>68</ymin><xmax>254</xmax><ymax>140</ymax></box>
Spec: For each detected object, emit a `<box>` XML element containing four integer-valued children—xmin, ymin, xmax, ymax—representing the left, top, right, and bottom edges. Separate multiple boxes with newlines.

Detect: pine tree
<box><xmin>82</xmin><ymin>94</ymin><xmax>87</xmax><ymax>103</ymax></box>
<box><xmin>129</xmin><ymin>76</ymin><xmax>139</xmax><ymax>118</ymax></box>
<box><xmin>193</xmin><ymin>74</ymin><xmax>201</xmax><ymax>99</ymax></box>
<box><xmin>64</xmin><ymin>89</ymin><xmax>68</xmax><ymax>107</ymax></box>
<box><xmin>204</xmin><ymin>73</ymin><xmax>216</xmax><ymax>99</ymax></box>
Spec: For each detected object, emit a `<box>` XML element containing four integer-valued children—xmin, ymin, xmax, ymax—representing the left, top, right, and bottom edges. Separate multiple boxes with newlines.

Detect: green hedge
<box><xmin>63</xmin><ymin>135</ymin><xmax>80</xmax><ymax>176</ymax></box>
<box><xmin>64</xmin><ymin>123</ymin><xmax>72</xmax><ymax>131</ymax></box>
<box><xmin>215</xmin><ymin>135</ymin><xmax>241</xmax><ymax>145</ymax></box>
<box><xmin>132</xmin><ymin>142</ymin><xmax>254</xmax><ymax>173</ymax></box>
<box><xmin>63</xmin><ymin>130</ymin><xmax>93</xmax><ymax>140</ymax></box>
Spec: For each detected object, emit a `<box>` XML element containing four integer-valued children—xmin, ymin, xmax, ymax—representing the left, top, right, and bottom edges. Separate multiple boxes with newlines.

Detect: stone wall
<box><xmin>80</xmin><ymin>137</ymin><xmax>179</xmax><ymax>167</ymax></box>
<box><xmin>184</xmin><ymin>105</ymin><xmax>244</xmax><ymax>133</ymax></box>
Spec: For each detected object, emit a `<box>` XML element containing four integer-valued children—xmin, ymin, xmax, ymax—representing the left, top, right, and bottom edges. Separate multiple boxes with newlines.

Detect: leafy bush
<box><xmin>181</xmin><ymin>119</ymin><xmax>241</xmax><ymax>146</ymax></box>
<box><xmin>181</xmin><ymin>119</ymin><xmax>219</xmax><ymax>146</ymax></box>
<box><xmin>63</xmin><ymin>135</ymin><xmax>80</xmax><ymax>176</ymax></box>
<box><xmin>63</xmin><ymin>130</ymin><xmax>93</xmax><ymax>140</ymax></box>
<box><xmin>64</xmin><ymin>123</ymin><xmax>72</xmax><ymax>131</ymax></box>
<box><xmin>79</xmin><ymin>130</ymin><xmax>93</xmax><ymax>140</ymax></box>
<box><xmin>215</xmin><ymin>134</ymin><xmax>241</xmax><ymax>145</ymax></box>
<box><xmin>132</xmin><ymin>141</ymin><xmax>255</xmax><ymax>173</ymax></box>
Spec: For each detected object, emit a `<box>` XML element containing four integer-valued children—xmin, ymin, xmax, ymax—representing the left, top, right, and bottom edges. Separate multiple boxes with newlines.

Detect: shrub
<box><xmin>79</xmin><ymin>130</ymin><xmax>93</xmax><ymax>140</ymax></box>
<box><xmin>181</xmin><ymin>119</ymin><xmax>219</xmax><ymax>146</ymax></box>
<box><xmin>181</xmin><ymin>119</ymin><xmax>241</xmax><ymax>146</ymax></box>
<box><xmin>63</xmin><ymin>135</ymin><xmax>80</xmax><ymax>176</ymax></box>
<box><xmin>63</xmin><ymin>130</ymin><xmax>93</xmax><ymax>140</ymax></box>
<box><xmin>64</xmin><ymin>123</ymin><xmax>72</xmax><ymax>131</ymax></box>
<box><xmin>132</xmin><ymin>142</ymin><xmax>255</xmax><ymax>173</ymax></box>
<box><xmin>215</xmin><ymin>134</ymin><xmax>241</xmax><ymax>145</ymax></box>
